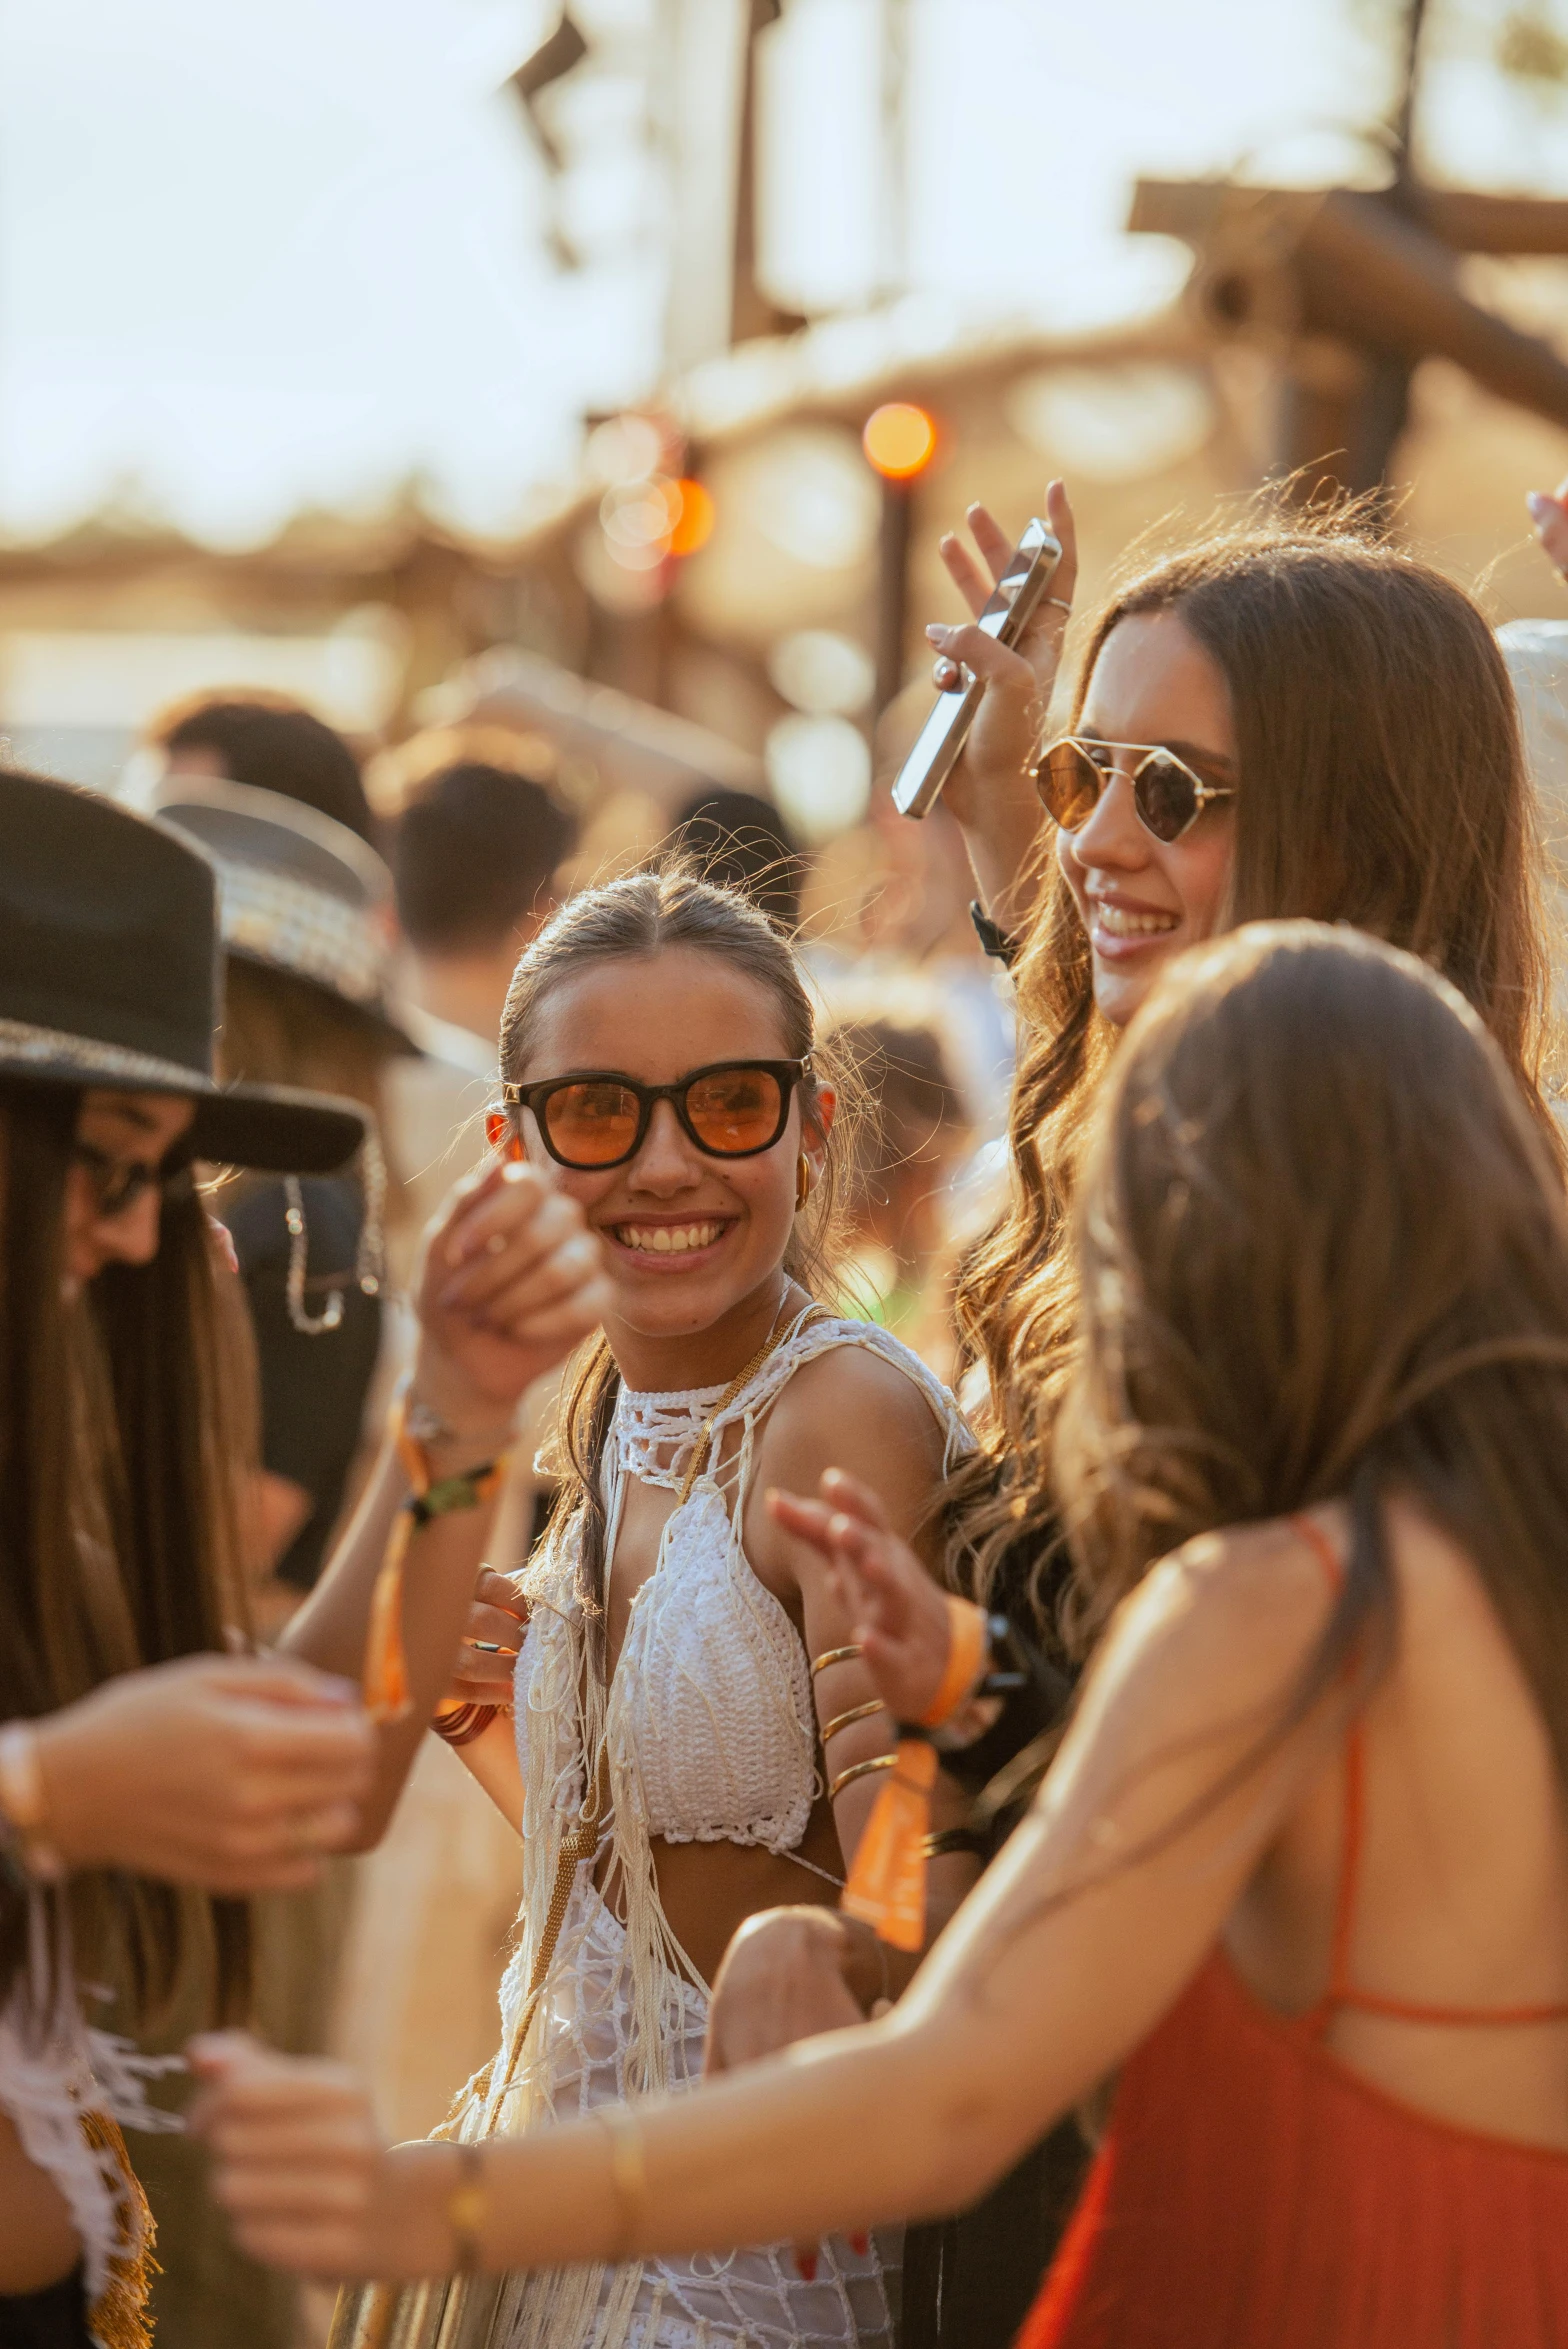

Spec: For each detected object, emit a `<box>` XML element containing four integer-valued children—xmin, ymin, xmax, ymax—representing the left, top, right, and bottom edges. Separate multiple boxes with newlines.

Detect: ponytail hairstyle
<box><xmin>498</xmin><ymin>866</ymin><xmax>861</xmax><ymax>1666</ymax></box>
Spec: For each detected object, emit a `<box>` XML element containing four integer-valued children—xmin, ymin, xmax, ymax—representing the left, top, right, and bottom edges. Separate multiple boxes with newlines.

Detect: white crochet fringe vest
<box><xmin>449</xmin><ymin>1308</ymin><xmax>970</xmax><ymax>2349</ymax></box>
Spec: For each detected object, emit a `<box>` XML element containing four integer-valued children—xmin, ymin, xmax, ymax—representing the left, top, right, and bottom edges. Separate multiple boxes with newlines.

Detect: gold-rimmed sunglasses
<box><xmin>1032</xmin><ymin>737</ymin><xmax>1236</xmax><ymax>845</ymax></box>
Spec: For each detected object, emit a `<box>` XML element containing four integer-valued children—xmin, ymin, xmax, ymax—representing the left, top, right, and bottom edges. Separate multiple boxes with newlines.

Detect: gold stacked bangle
<box><xmin>820</xmin><ymin>1698</ymin><xmax>884</xmax><ymax>1746</ymax></box>
<box><xmin>809</xmin><ymin>1644</ymin><xmax>862</xmax><ymax>1678</ymax></box>
<box><xmin>447</xmin><ymin>2142</ymin><xmax>487</xmax><ymax>2275</ymax></box>
<box><xmin>828</xmin><ymin>1752</ymin><xmax>897</xmax><ymax>1802</ymax></box>
<box><xmin>598</xmin><ymin>2106</ymin><xmax>648</xmax><ymax>2265</ymax></box>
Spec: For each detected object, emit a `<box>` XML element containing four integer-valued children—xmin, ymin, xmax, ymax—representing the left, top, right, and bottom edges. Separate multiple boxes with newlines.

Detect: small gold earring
<box><xmin>795</xmin><ymin>1152</ymin><xmax>812</xmax><ymax>1211</ymax></box>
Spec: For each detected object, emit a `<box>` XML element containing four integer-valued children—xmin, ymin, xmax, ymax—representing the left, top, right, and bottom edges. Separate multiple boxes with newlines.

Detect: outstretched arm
<box><xmin>191</xmin><ymin>1520</ymin><xmax>1339</xmax><ymax>2278</ymax></box>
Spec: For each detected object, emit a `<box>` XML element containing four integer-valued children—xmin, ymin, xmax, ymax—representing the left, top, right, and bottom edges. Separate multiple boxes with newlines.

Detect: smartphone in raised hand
<box><xmin>890</xmin><ymin>518</ymin><xmax>1062</xmax><ymax>820</ymax></box>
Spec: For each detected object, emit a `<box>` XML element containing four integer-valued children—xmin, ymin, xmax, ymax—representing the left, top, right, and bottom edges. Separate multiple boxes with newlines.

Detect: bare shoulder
<box><xmin>1083</xmin><ymin>1510</ymin><xmax>1345</xmax><ymax>1739</ymax></box>
<box><xmin>765</xmin><ymin>1335</ymin><xmax>949</xmax><ymax>1458</ymax></box>
<box><xmin>755</xmin><ymin>1334</ymin><xmax>951</xmax><ymax>1531</ymax></box>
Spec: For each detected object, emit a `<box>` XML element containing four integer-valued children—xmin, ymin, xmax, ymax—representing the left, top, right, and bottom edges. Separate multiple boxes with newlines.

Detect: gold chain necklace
<box><xmin>673</xmin><ymin>1285</ymin><xmax>801</xmax><ymax>1507</ymax></box>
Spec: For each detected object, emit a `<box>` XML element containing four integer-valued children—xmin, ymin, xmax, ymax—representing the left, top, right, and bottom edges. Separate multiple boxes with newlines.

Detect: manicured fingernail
<box><xmin>502</xmin><ymin>1160</ymin><xmax>530</xmax><ymax>1186</ymax></box>
<box><xmin>848</xmin><ymin>2232</ymin><xmax>870</xmax><ymax>2257</ymax></box>
<box><xmin>794</xmin><ymin>2249</ymin><xmax>818</xmax><ymax>2282</ymax></box>
<box><xmin>925</xmin><ymin>623</ymin><xmax>947</xmax><ymax>641</ymax></box>
<box><xmin>1528</xmin><ymin>491</ymin><xmax>1557</xmax><ymax>523</ymax></box>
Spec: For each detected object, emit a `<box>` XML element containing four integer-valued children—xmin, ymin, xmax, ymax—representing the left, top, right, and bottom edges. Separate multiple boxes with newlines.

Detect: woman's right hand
<box><xmin>410</xmin><ymin>1160</ymin><xmax>611</xmax><ymax>1436</ymax></box>
<box><xmin>32</xmin><ymin>1654</ymin><xmax>377</xmax><ymax>1892</ymax></box>
<box><xmin>923</xmin><ymin>479</ymin><xmax>1078</xmax><ymax>926</ymax></box>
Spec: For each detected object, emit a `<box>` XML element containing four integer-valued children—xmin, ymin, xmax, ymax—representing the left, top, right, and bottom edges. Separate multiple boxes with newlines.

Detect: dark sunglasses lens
<box><xmin>685</xmin><ymin>1067</ymin><xmax>785</xmax><ymax>1155</ymax></box>
<box><xmin>1134</xmin><ymin>754</ymin><xmax>1201</xmax><ymax>843</ymax></box>
<box><xmin>1037</xmin><ymin>742</ymin><xmax>1104</xmax><ymax>831</ymax></box>
<box><xmin>542</xmin><ymin>1081</ymin><xmax>642</xmax><ymax>1166</ymax></box>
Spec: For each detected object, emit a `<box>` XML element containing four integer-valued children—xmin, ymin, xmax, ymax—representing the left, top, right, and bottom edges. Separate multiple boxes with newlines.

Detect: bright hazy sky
<box><xmin>0</xmin><ymin>0</ymin><xmax>1558</xmax><ymax>545</ymax></box>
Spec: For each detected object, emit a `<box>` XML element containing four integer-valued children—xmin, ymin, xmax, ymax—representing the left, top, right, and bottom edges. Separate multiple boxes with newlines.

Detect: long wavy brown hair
<box><xmin>952</xmin><ymin>503</ymin><xmax>1560</xmax><ymax>1633</ymax></box>
<box><xmin>0</xmin><ymin>1080</ymin><xmax>257</xmax><ymax>2018</ymax></box>
<box><xmin>498</xmin><ymin>867</ymin><xmax>865</xmax><ymax>1668</ymax></box>
<box><xmin>1054</xmin><ymin>922</ymin><xmax>1568</xmax><ymax>1793</ymax></box>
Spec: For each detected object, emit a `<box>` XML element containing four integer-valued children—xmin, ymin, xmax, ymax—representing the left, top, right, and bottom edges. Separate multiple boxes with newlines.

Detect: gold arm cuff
<box><xmin>821</xmin><ymin>1699</ymin><xmax>885</xmax><ymax>1746</ymax></box>
<box><xmin>810</xmin><ymin>1643</ymin><xmax>863</xmax><ymax>1679</ymax></box>
<box><xmin>598</xmin><ymin>2105</ymin><xmax>648</xmax><ymax>2266</ymax></box>
<box><xmin>829</xmin><ymin>1753</ymin><xmax>897</xmax><ymax>1801</ymax></box>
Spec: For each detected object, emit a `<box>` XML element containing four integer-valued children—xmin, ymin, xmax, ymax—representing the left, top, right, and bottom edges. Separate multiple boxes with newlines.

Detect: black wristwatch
<box><xmin>930</xmin><ymin>1610</ymin><xmax>1072</xmax><ymax>1800</ymax></box>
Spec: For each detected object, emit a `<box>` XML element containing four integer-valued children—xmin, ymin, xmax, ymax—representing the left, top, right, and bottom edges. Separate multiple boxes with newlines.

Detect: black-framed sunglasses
<box><xmin>1032</xmin><ymin>737</ymin><xmax>1236</xmax><ymax>845</ymax></box>
<box><xmin>72</xmin><ymin>1138</ymin><xmax>197</xmax><ymax>1220</ymax></box>
<box><xmin>501</xmin><ymin>1059</ymin><xmax>810</xmax><ymax>1172</ymax></box>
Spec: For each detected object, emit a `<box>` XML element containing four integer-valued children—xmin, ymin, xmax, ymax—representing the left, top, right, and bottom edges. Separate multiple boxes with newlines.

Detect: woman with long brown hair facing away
<box><xmin>195</xmin><ymin>919</ymin><xmax>1568</xmax><ymax>2345</ymax></box>
<box><xmin>251</xmin><ymin>868</ymin><xmax>973</xmax><ymax>2349</ymax></box>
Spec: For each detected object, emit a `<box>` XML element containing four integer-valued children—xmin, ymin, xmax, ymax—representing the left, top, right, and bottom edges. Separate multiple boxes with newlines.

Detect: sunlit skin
<box><xmin>510</xmin><ymin>947</ymin><xmax>834</xmax><ymax>1392</ymax></box>
<box><xmin>1058</xmin><ymin>609</ymin><xmax>1238</xmax><ymax>1028</ymax></box>
<box><xmin>63</xmin><ymin>1088</ymin><xmax>196</xmax><ymax>1289</ymax></box>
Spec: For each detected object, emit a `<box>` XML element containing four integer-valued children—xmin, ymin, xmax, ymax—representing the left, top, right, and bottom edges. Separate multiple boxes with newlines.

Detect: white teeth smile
<box><xmin>615</xmin><ymin>1221</ymin><xmax>724</xmax><ymax>1255</ymax></box>
<box><xmin>1094</xmin><ymin>904</ymin><xmax>1179</xmax><ymax>937</ymax></box>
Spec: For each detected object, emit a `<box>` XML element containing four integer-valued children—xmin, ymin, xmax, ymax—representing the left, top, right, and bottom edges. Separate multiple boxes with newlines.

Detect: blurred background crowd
<box><xmin>12</xmin><ymin>0</ymin><xmax>1568</xmax><ymax>2338</ymax></box>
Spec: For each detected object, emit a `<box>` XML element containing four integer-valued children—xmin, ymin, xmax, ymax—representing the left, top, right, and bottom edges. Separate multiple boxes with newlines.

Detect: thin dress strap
<box><xmin>1288</xmin><ymin>1512</ymin><xmax>1568</xmax><ymax>2033</ymax></box>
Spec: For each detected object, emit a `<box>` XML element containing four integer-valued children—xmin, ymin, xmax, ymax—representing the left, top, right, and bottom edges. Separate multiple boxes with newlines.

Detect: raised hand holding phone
<box><xmin>913</xmin><ymin>481</ymin><xmax>1079</xmax><ymax>932</ymax></box>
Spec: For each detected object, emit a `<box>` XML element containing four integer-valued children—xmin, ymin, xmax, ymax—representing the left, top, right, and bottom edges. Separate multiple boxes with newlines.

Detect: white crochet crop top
<box><xmin>513</xmin><ymin>1310</ymin><xmax>970</xmax><ymax>1857</ymax></box>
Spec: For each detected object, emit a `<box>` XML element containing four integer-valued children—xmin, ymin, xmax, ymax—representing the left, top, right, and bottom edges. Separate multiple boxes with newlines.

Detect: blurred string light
<box><xmin>575</xmin><ymin>410</ymin><xmax>714</xmax><ymax>598</ymax></box>
<box><xmin>768</xmin><ymin>629</ymin><xmax>874</xmax><ymax>716</ymax></box>
<box><xmin>765</xmin><ymin>711</ymin><xmax>871</xmax><ymax>844</ymax></box>
<box><xmin>861</xmin><ymin>400</ymin><xmax>938</xmax><ymax>481</ymax></box>
<box><xmin>1004</xmin><ymin>365</ymin><xmax>1213</xmax><ymax>483</ymax></box>
<box><xmin>750</xmin><ymin>428</ymin><xmax>882</xmax><ymax>569</ymax></box>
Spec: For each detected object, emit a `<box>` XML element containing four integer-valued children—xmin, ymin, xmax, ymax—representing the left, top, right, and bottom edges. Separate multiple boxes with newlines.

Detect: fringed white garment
<box><xmin>447</xmin><ymin>1310</ymin><xmax>971</xmax><ymax>2349</ymax></box>
<box><xmin>0</xmin><ymin>1884</ymin><xmax>183</xmax><ymax>2349</ymax></box>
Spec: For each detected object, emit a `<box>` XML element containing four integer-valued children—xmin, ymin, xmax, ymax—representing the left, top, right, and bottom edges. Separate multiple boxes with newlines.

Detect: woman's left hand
<box><xmin>188</xmin><ymin>2034</ymin><xmax>419</xmax><ymax>2280</ymax></box>
<box><xmin>768</xmin><ymin>1468</ymin><xmax>958</xmax><ymax>1724</ymax></box>
<box><xmin>444</xmin><ymin>1567</ymin><xmax>530</xmax><ymax>1707</ymax></box>
<box><xmin>1528</xmin><ymin>480</ymin><xmax>1568</xmax><ymax>582</ymax></box>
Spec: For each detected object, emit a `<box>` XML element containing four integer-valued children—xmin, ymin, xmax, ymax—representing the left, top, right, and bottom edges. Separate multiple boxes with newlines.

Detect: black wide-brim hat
<box><xmin>0</xmin><ymin>768</ymin><xmax>365</xmax><ymax>1172</ymax></box>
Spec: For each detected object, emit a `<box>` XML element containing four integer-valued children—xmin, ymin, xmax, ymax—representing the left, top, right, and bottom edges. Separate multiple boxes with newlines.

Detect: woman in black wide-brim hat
<box><xmin>0</xmin><ymin>768</ymin><xmax>383</xmax><ymax>2349</ymax></box>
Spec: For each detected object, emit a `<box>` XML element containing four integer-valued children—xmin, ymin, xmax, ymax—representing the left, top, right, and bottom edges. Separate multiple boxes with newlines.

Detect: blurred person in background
<box><xmin>828</xmin><ymin>1014</ymin><xmax>966</xmax><ymax>1364</ymax></box>
<box><xmin>146</xmin><ymin>690</ymin><xmax>380</xmax><ymax>848</ymax></box>
<box><xmin>671</xmin><ymin>788</ymin><xmax>802</xmax><ymax>933</ymax></box>
<box><xmin>144</xmin><ymin>695</ymin><xmax>406</xmax><ymax>1606</ymax></box>
<box><xmin>382</xmin><ymin>726</ymin><xmax>578</xmax><ymax>1062</ymax></box>
<box><xmin>141</xmin><ymin>693</ymin><xmax>409</xmax><ymax>2349</ymax></box>
<box><xmin>0</xmin><ymin>769</ymin><xmax>375</xmax><ymax>2349</ymax></box>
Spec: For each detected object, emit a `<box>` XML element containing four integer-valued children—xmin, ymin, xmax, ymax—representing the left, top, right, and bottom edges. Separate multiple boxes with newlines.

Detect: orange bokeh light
<box><xmin>667</xmin><ymin>477</ymin><xmax>715</xmax><ymax>557</ymax></box>
<box><xmin>862</xmin><ymin>402</ymin><xmax>938</xmax><ymax>481</ymax></box>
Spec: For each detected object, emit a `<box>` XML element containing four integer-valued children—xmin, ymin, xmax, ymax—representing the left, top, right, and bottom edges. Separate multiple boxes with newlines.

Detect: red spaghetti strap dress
<box><xmin>1018</xmin><ymin>1519</ymin><xmax>1568</xmax><ymax>2349</ymax></box>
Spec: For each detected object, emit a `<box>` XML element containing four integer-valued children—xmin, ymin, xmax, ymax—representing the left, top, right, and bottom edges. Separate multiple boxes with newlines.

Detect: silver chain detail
<box><xmin>282</xmin><ymin>1121</ymin><xmax>387</xmax><ymax>1337</ymax></box>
